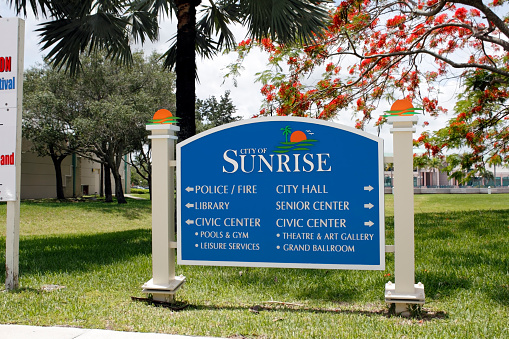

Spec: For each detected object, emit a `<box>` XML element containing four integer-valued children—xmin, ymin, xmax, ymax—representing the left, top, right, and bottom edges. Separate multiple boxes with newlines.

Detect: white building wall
<box><xmin>20</xmin><ymin>150</ymin><xmax>77</xmax><ymax>199</ymax></box>
<box><xmin>80</xmin><ymin>157</ymin><xmax>101</xmax><ymax>196</ymax></box>
<box><xmin>20</xmin><ymin>142</ymin><xmax>130</xmax><ymax>199</ymax></box>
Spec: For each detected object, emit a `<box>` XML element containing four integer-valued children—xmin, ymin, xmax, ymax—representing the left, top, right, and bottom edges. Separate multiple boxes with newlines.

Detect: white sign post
<box><xmin>385</xmin><ymin>115</ymin><xmax>425</xmax><ymax>314</ymax></box>
<box><xmin>142</xmin><ymin>124</ymin><xmax>185</xmax><ymax>302</ymax></box>
<box><xmin>0</xmin><ymin>18</ymin><xmax>24</xmax><ymax>291</ymax></box>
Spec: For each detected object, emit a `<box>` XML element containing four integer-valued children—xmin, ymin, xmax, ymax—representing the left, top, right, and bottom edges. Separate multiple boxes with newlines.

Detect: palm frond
<box><xmin>37</xmin><ymin>12</ymin><xmax>132</xmax><ymax>75</ymax></box>
<box><xmin>42</xmin><ymin>0</ymin><xmax>96</xmax><ymax>19</ymax></box>
<box><xmin>161</xmin><ymin>35</ymin><xmax>177</xmax><ymax>70</ymax></box>
<box><xmin>162</xmin><ymin>31</ymin><xmax>218</xmax><ymax>72</ymax></box>
<box><xmin>150</xmin><ymin>0</ymin><xmax>176</xmax><ymax>18</ymax></box>
<box><xmin>7</xmin><ymin>0</ymin><xmax>52</xmax><ymax>17</ymax></box>
<box><xmin>126</xmin><ymin>2</ymin><xmax>159</xmax><ymax>44</ymax></box>
<box><xmin>197</xmin><ymin>1</ymin><xmax>240</xmax><ymax>50</ymax></box>
<box><xmin>240</xmin><ymin>0</ymin><xmax>330</xmax><ymax>44</ymax></box>
<box><xmin>93</xmin><ymin>0</ymin><xmax>126</xmax><ymax>16</ymax></box>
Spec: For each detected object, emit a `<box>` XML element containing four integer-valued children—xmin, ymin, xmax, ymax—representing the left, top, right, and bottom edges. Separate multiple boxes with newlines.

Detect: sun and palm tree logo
<box><xmin>382</xmin><ymin>99</ymin><xmax>423</xmax><ymax>117</ymax></box>
<box><xmin>147</xmin><ymin>109</ymin><xmax>180</xmax><ymax>125</ymax></box>
<box><xmin>273</xmin><ymin>125</ymin><xmax>318</xmax><ymax>153</ymax></box>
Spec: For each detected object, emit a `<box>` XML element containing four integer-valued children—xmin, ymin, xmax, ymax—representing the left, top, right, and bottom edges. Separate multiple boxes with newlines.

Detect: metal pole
<box><xmin>6</xmin><ymin>200</ymin><xmax>20</xmax><ymax>289</ymax></box>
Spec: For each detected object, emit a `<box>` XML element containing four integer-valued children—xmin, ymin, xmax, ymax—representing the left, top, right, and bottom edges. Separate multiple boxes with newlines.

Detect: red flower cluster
<box><xmin>454</xmin><ymin>7</ymin><xmax>468</xmax><ymax>22</ymax></box>
<box><xmin>386</xmin><ymin>15</ymin><xmax>406</xmax><ymax>28</ymax></box>
<box><xmin>238</xmin><ymin>39</ymin><xmax>252</xmax><ymax>48</ymax></box>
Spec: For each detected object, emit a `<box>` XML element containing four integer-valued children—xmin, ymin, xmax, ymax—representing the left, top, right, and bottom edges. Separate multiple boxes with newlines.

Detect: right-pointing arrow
<box><xmin>186</xmin><ymin>219</ymin><xmax>195</xmax><ymax>225</ymax></box>
<box><xmin>364</xmin><ymin>185</ymin><xmax>374</xmax><ymax>192</ymax></box>
<box><xmin>364</xmin><ymin>203</ymin><xmax>374</xmax><ymax>209</ymax></box>
<box><xmin>364</xmin><ymin>221</ymin><xmax>374</xmax><ymax>227</ymax></box>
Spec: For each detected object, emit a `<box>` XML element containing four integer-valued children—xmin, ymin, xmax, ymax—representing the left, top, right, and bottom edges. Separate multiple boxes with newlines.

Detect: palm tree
<box><xmin>281</xmin><ymin>125</ymin><xmax>292</xmax><ymax>143</ymax></box>
<box><xmin>8</xmin><ymin>0</ymin><xmax>330</xmax><ymax>140</ymax></box>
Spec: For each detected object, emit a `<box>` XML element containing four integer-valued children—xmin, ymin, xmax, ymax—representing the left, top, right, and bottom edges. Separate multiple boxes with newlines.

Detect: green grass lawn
<box><xmin>128</xmin><ymin>192</ymin><xmax>151</xmax><ymax>200</ymax></box>
<box><xmin>128</xmin><ymin>188</ymin><xmax>150</xmax><ymax>200</ymax></box>
<box><xmin>0</xmin><ymin>195</ymin><xmax>508</xmax><ymax>338</ymax></box>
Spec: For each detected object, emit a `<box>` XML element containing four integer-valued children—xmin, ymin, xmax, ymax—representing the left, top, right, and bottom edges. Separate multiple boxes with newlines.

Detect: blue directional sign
<box><xmin>177</xmin><ymin>117</ymin><xmax>384</xmax><ymax>270</ymax></box>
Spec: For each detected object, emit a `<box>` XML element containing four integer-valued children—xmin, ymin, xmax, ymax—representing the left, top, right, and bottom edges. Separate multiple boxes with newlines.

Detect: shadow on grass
<box><xmin>181</xmin><ymin>303</ymin><xmax>448</xmax><ymax>321</ymax></box>
<box><xmin>416</xmin><ymin>271</ymin><xmax>471</xmax><ymax>299</ymax></box>
<box><xmin>8</xmin><ymin>287</ymin><xmax>42</xmax><ymax>294</ymax></box>
<box><xmin>188</xmin><ymin>303</ymin><xmax>384</xmax><ymax>315</ymax></box>
<box><xmin>490</xmin><ymin>284</ymin><xmax>509</xmax><ymax>304</ymax></box>
<box><xmin>0</xmin><ymin>229</ymin><xmax>151</xmax><ymax>277</ymax></box>
<box><xmin>20</xmin><ymin>198</ymin><xmax>152</xmax><ymax>220</ymax></box>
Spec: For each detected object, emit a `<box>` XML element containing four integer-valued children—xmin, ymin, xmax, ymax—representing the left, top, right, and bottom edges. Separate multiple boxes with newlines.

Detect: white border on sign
<box><xmin>178</xmin><ymin>116</ymin><xmax>383</xmax><ymax>147</ymax></box>
<box><xmin>177</xmin><ymin>116</ymin><xmax>385</xmax><ymax>270</ymax></box>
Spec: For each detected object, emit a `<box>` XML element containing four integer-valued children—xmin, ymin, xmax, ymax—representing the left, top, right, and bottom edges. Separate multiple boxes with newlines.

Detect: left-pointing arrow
<box><xmin>364</xmin><ymin>221</ymin><xmax>374</xmax><ymax>227</ymax></box>
<box><xmin>186</xmin><ymin>219</ymin><xmax>194</xmax><ymax>225</ymax></box>
<box><xmin>185</xmin><ymin>187</ymin><xmax>194</xmax><ymax>192</ymax></box>
<box><xmin>186</xmin><ymin>203</ymin><xmax>194</xmax><ymax>208</ymax></box>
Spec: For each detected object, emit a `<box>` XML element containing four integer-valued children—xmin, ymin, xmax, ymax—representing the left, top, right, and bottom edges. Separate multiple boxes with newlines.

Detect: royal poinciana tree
<box><xmin>234</xmin><ymin>0</ymin><xmax>508</xmax><ymax>121</ymax></box>
<box><xmin>7</xmin><ymin>0</ymin><xmax>330</xmax><ymax>141</ymax></box>
<box><xmin>231</xmin><ymin>0</ymin><xmax>508</xmax><ymax>181</ymax></box>
<box><xmin>418</xmin><ymin>69</ymin><xmax>509</xmax><ymax>183</ymax></box>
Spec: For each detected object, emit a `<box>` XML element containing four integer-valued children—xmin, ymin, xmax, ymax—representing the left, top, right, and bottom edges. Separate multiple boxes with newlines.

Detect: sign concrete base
<box><xmin>142</xmin><ymin>276</ymin><xmax>186</xmax><ymax>302</ymax></box>
<box><xmin>385</xmin><ymin>281</ymin><xmax>425</xmax><ymax>314</ymax></box>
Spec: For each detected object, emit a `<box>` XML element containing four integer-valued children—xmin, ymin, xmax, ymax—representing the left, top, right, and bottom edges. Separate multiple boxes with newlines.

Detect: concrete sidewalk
<box><xmin>0</xmin><ymin>324</ymin><xmax>221</xmax><ymax>339</ymax></box>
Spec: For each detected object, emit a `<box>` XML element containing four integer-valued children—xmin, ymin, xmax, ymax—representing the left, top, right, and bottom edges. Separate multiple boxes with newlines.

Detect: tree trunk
<box><xmin>104</xmin><ymin>165</ymin><xmax>113</xmax><ymax>202</ymax></box>
<box><xmin>100</xmin><ymin>163</ymin><xmax>104</xmax><ymax>197</ymax></box>
<box><xmin>113</xmin><ymin>170</ymin><xmax>127</xmax><ymax>204</ymax></box>
<box><xmin>175</xmin><ymin>0</ymin><xmax>200</xmax><ymax>141</ymax></box>
<box><xmin>49</xmin><ymin>150</ymin><xmax>66</xmax><ymax>200</ymax></box>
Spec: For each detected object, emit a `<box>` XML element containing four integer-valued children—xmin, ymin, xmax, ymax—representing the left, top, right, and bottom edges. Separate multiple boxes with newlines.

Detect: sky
<box><xmin>0</xmin><ymin>3</ymin><xmax>456</xmax><ymax>153</ymax></box>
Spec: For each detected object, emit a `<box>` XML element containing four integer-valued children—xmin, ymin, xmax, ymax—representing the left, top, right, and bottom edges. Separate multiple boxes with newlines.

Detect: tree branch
<box><xmin>454</xmin><ymin>0</ymin><xmax>509</xmax><ymax>41</ymax></box>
